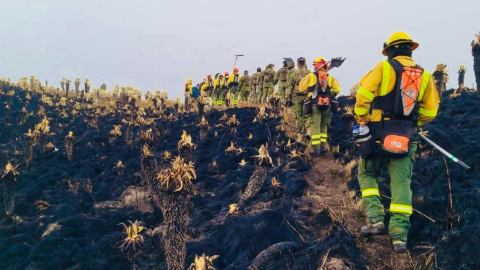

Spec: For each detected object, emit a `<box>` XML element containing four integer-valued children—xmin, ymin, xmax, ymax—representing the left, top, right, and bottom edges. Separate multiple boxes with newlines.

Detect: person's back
<box><xmin>354</xmin><ymin>31</ymin><xmax>440</xmax><ymax>254</ymax></box>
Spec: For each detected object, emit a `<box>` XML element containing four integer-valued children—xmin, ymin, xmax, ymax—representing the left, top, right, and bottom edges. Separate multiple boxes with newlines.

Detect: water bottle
<box><xmin>353</xmin><ymin>125</ymin><xmax>359</xmax><ymax>138</ymax></box>
<box><xmin>359</xmin><ymin>124</ymin><xmax>369</xmax><ymax>136</ymax></box>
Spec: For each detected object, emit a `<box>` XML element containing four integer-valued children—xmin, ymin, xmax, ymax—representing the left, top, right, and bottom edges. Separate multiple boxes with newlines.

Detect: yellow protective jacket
<box><xmin>184</xmin><ymin>82</ymin><xmax>192</xmax><ymax>94</ymax></box>
<box><xmin>354</xmin><ymin>56</ymin><xmax>440</xmax><ymax>126</ymax></box>
<box><xmin>201</xmin><ymin>79</ymin><xmax>215</xmax><ymax>91</ymax></box>
<box><xmin>214</xmin><ymin>77</ymin><xmax>224</xmax><ymax>91</ymax></box>
<box><xmin>228</xmin><ymin>73</ymin><xmax>242</xmax><ymax>87</ymax></box>
<box><xmin>298</xmin><ymin>72</ymin><xmax>341</xmax><ymax>98</ymax></box>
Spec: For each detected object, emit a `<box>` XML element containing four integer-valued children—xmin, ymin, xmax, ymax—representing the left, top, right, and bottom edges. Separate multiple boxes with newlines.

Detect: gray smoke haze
<box><xmin>0</xmin><ymin>0</ymin><xmax>478</xmax><ymax>98</ymax></box>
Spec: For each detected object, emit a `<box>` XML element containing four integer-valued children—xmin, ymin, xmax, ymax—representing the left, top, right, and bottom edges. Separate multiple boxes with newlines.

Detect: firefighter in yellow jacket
<box><xmin>354</xmin><ymin>31</ymin><xmax>440</xmax><ymax>253</ymax></box>
<box><xmin>214</xmin><ymin>74</ymin><xmax>224</xmax><ymax>106</ymax></box>
<box><xmin>228</xmin><ymin>68</ymin><xmax>242</xmax><ymax>107</ymax></box>
<box><xmin>298</xmin><ymin>56</ymin><xmax>341</xmax><ymax>156</ymax></box>
<box><xmin>201</xmin><ymin>74</ymin><xmax>215</xmax><ymax>104</ymax></box>
<box><xmin>184</xmin><ymin>78</ymin><xmax>193</xmax><ymax>110</ymax></box>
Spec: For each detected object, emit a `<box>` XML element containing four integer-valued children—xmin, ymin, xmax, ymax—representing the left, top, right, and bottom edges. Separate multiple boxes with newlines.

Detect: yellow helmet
<box><xmin>313</xmin><ymin>56</ymin><xmax>328</xmax><ymax>70</ymax></box>
<box><xmin>382</xmin><ymin>31</ymin><xmax>419</xmax><ymax>56</ymax></box>
<box><xmin>313</xmin><ymin>56</ymin><xmax>326</xmax><ymax>64</ymax></box>
<box><xmin>187</xmin><ymin>78</ymin><xmax>192</xmax><ymax>83</ymax></box>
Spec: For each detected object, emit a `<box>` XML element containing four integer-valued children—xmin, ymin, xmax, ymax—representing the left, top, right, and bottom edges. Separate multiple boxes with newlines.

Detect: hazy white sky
<box><xmin>0</xmin><ymin>0</ymin><xmax>478</xmax><ymax>99</ymax></box>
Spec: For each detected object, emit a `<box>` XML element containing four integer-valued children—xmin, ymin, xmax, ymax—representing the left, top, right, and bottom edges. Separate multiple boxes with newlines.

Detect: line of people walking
<box><xmin>183</xmin><ymin>31</ymin><xmax>442</xmax><ymax>255</ymax></box>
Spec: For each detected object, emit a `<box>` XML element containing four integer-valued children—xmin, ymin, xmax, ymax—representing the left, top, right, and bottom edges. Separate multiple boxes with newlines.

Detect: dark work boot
<box><xmin>360</xmin><ymin>222</ymin><xmax>386</xmax><ymax>236</ymax></box>
<box><xmin>393</xmin><ymin>241</ymin><xmax>407</xmax><ymax>254</ymax></box>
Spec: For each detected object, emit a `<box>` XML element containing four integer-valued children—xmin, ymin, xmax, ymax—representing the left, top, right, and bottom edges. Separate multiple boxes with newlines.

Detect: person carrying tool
<box><xmin>287</xmin><ymin>57</ymin><xmax>310</xmax><ymax>142</ymax></box>
<box><xmin>298</xmin><ymin>56</ymin><xmax>341</xmax><ymax>156</ymax></box>
<box><xmin>275</xmin><ymin>60</ymin><xmax>292</xmax><ymax>105</ymax></box>
<box><xmin>214</xmin><ymin>73</ymin><xmax>225</xmax><ymax>106</ymax></box>
<box><xmin>354</xmin><ymin>31</ymin><xmax>440</xmax><ymax>253</ymax></box>
<box><xmin>228</xmin><ymin>68</ymin><xmax>242</xmax><ymax>107</ymax></box>
<box><xmin>261</xmin><ymin>64</ymin><xmax>275</xmax><ymax>103</ymax></box>
<box><xmin>239</xmin><ymin>70</ymin><xmax>251</xmax><ymax>103</ymax></box>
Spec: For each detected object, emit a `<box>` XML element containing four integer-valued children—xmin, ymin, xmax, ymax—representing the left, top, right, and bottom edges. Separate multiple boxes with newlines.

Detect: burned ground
<box><xmin>0</xmin><ymin>88</ymin><xmax>478</xmax><ymax>269</ymax></box>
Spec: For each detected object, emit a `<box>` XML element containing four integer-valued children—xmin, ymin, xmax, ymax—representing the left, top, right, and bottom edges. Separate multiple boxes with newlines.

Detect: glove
<box><xmin>354</xmin><ymin>114</ymin><xmax>371</xmax><ymax>124</ymax></box>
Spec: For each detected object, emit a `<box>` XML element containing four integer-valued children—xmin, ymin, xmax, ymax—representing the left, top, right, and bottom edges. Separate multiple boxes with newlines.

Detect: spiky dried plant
<box><xmin>432</xmin><ymin>63</ymin><xmax>449</xmax><ymax>97</ymax></box>
<box><xmin>248</xmin><ymin>133</ymin><xmax>253</xmax><ymax>140</ymax></box>
<box><xmin>37</xmin><ymin>106</ymin><xmax>46</xmax><ymax>118</ymax></box>
<box><xmin>2</xmin><ymin>162</ymin><xmax>19</xmax><ymax>215</ymax></box>
<box><xmin>197</xmin><ymin>116</ymin><xmax>210</xmax><ymax>130</ymax></box>
<box><xmin>472</xmin><ymin>33</ymin><xmax>480</xmax><ymax>91</ymax></box>
<box><xmin>288</xmin><ymin>149</ymin><xmax>304</xmax><ymax>159</ymax></box>
<box><xmin>226</xmin><ymin>114</ymin><xmax>240</xmax><ymax>127</ymax></box>
<box><xmin>65</xmin><ymin>131</ymin><xmax>74</xmax><ymax>161</ymax></box>
<box><xmin>227</xmin><ymin>204</ymin><xmax>239</xmax><ymax>217</ymax></box>
<box><xmin>157</xmin><ymin>156</ymin><xmax>196</xmax><ymax>194</ymax></box>
<box><xmin>253</xmin><ymin>107</ymin><xmax>268</xmax><ymax>123</ymax></box>
<box><xmin>135</xmin><ymin>115</ymin><xmax>154</xmax><ymax>126</ymax></box>
<box><xmin>67</xmin><ymin>180</ymin><xmax>79</xmax><ymax>195</ymax></box>
<box><xmin>60</xmin><ymin>78</ymin><xmax>66</xmax><ymax>91</ymax></box>
<box><xmin>140</xmin><ymin>155</ymin><xmax>197</xmax><ymax>270</ymax></box>
<box><xmin>269</xmin><ymin>176</ymin><xmax>284</xmax><ymax>200</ymax></box>
<box><xmin>34</xmin><ymin>117</ymin><xmax>51</xmax><ymax>153</ymax></box>
<box><xmin>118</xmin><ymin>220</ymin><xmax>145</xmax><ymax>260</ymax></box>
<box><xmin>138</xmin><ymin>128</ymin><xmax>161</xmax><ymax>147</ymax></box>
<box><xmin>109</xmin><ymin>125</ymin><xmax>122</xmax><ymax>145</ymax></box>
<box><xmin>239</xmin><ymin>143</ymin><xmax>272</xmax><ymax>205</ymax></box>
<box><xmin>113</xmin><ymin>160</ymin><xmax>126</xmax><ymax>176</ymax></box>
<box><xmin>458</xmin><ymin>65</ymin><xmax>467</xmax><ymax>91</ymax></box>
<box><xmin>74</xmin><ymin>78</ymin><xmax>81</xmax><ymax>94</ymax></box>
<box><xmin>177</xmin><ymin>130</ymin><xmax>196</xmax><ymax>161</ymax></box>
<box><xmin>239</xmin><ymin>159</ymin><xmax>248</xmax><ymax>167</ymax></box>
<box><xmin>121</xmin><ymin>119</ymin><xmax>134</xmax><ymax>147</ymax></box>
<box><xmin>226</xmin><ymin>142</ymin><xmax>243</xmax><ymax>155</ymax></box>
<box><xmin>219</xmin><ymin>112</ymin><xmax>228</xmax><ymax>121</ymax></box>
<box><xmin>19</xmin><ymin>107</ymin><xmax>28</xmax><ymax>125</ymax></box>
<box><xmin>188</xmin><ymin>254</ymin><xmax>219</xmax><ymax>270</ymax></box>
<box><xmin>87</xmin><ymin>117</ymin><xmax>99</xmax><ymax>131</ymax></box>
<box><xmin>35</xmin><ymin>200</ymin><xmax>52</xmax><ymax>212</ymax></box>
<box><xmin>65</xmin><ymin>79</ymin><xmax>71</xmax><ymax>97</ymax></box>
<box><xmin>252</xmin><ymin>143</ymin><xmax>273</xmax><ymax>167</ymax></box>
<box><xmin>84</xmin><ymin>78</ymin><xmax>91</xmax><ymax>93</ymax></box>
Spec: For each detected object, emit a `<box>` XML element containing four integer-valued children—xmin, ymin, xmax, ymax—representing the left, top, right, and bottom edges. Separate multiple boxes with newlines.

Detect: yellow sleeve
<box><xmin>329</xmin><ymin>75</ymin><xmax>341</xmax><ymax>96</ymax></box>
<box><xmin>201</xmin><ymin>84</ymin><xmax>207</xmax><ymax>91</ymax></box>
<box><xmin>354</xmin><ymin>62</ymin><xmax>383</xmax><ymax>123</ymax></box>
<box><xmin>298</xmin><ymin>73</ymin><xmax>315</xmax><ymax>93</ymax></box>
<box><xmin>417</xmin><ymin>72</ymin><xmax>440</xmax><ymax>126</ymax></box>
<box><xmin>228</xmin><ymin>74</ymin><xmax>234</xmax><ymax>85</ymax></box>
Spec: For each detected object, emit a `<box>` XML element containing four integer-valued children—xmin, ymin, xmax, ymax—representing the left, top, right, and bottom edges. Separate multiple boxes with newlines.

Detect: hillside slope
<box><xmin>0</xmin><ymin>88</ymin><xmax>478</xmax><ymax>269</ymax></box>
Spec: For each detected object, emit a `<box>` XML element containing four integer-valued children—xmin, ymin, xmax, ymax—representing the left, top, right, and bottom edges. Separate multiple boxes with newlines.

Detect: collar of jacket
<box><xmin>393</xmin><ymin>55</ymin><xmax>413</xmax><ymax>61</ymax></box>
<box><xmin>392</xmin><ymin>55</ymin><xmax>416</xmax><ymax>66</ymax></box>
